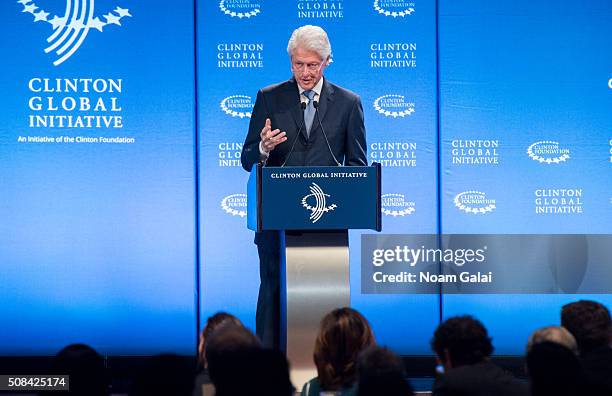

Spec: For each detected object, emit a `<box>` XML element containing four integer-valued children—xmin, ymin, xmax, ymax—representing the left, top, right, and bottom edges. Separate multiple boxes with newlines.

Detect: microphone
<box><xmin>313</xmin><ymin>100</ymin><xmax>341</xmax><ymax>166</ymax></box>
<box><xmin>281</xmin><ymin>101</ymin><xmax>307</xmax><ymax>167</ymax></box>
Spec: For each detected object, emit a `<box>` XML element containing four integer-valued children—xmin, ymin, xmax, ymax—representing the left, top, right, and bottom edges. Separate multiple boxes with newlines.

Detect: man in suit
<box><xmin>241</xmin><ymin>25</ymin><xmax>367</xmax><ymax>348</ymax></box>
<box><xmin>431</xmin><ymin>316</ymin><xmax>528</xmax><ymax>396</ymax></box>
<box><xmin>561</xmin><ymin>300</ymin><xmax>612</xmax><ymax>393</ymax></box>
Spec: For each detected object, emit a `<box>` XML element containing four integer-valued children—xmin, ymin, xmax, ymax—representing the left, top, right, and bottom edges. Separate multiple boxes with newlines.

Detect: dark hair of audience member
<box><xmin>561</xmin><ymin>300</ymin><xmax>612</xmax><ymax>354</ymax></box>
<box><xmin>526</xmin><ymin>341</ymin><xmax>585</xmax><ymax>396</ymax></box>
<box><xmin>53</xmin><ymin>343</ymin><xmax>107</xmax><ymax>396</ymax></box>
<box><xmin>313</xmin><ymin>307</ymin><xmax>376</xmax><ymax>391</ymax></box>
<box><xmin>357</xmin><ymin>346</ymin><xmax>414</xmax><ymax>396</ymax></box>
<box><xmin>431</xmin><ymin>315</ymin><xmax>493</xmax><ymax>367</ymax></box>
<box><xmin>197</xmin><ymin>311</ymin><xmax>242</xmax><ymax>367</ymax></box>
<box><xmin>133</xmin><ymin>353</ymin><xmax>196</xmax><ymax>396</ymax></box>
<box><xmin>205</xmin><ymin>322</ymin><xmax>263</xmax><ymax>395</ymax></box>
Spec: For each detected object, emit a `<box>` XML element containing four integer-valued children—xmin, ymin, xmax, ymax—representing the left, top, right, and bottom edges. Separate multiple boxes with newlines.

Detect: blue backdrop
<box><xmin>0</xmin><ymin>0</ymin><xmax>610</xmax><ymax>356</ymax></box>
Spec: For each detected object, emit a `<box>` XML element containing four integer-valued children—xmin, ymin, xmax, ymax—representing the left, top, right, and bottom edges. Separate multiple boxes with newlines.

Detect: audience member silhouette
<box><xmin>206</xmin><ymin>322</ymin><xmax>293</xmax><ymax>396</ymax></box>
<box><xmin>194</xmin><ymin>312</ymin><xmax>243</xmax><ymax>396</ymax></box>
<box><xmin>132</xmin><ymin>353</ymin><xmax>196</xmax><ymax>396</ymax></box>
<box><xmin>561</xmin><ymin>300</ymin><xmax>612</xmax><ymax>394</ymax></box>
<box><xmin>526</xmin><ymin>326</ymin><xmax>578</xmax><ymax>354</ymax></box>
<box><xmin>431</xmin><ymin>315</ymin><xmax>528</xmax><ymax>396</ymax></box>
<box><xmin>356</xmin><ymin>345</ymin><xmax>414</xmax><ymax>396</ymax></box>
<box><xmin>53</xmin><ymin>343</ymin><xmax>107</xmax><ymax>396</ymax></box>
<box><xmin>301</xmin><ymin>307</ymin><xmax>376</xmax><ymax>396</ymax></box>
<box><xmin>526</xmin><ymin>341</ymin><xmax>585</xmax><ymax>396</ymax></box>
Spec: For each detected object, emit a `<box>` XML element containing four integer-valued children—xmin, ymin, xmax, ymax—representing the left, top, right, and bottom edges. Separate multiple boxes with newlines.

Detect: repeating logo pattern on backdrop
<box><xmin>453</xmin><ymin>191</ymin><xmax>496</xmax><ymax>214</ymax></box>
<box><xmin>451</xmin><ymin>139</ymin><xmax>499</xmax><ymax>165</ymax></box>
<box><xmin>373</xmin><ymin>0</ymin><xmax>414</xmax><ymax>17</ymax></box>
<box><xmin>219</xmin><ymin>0</ymin><xmax>260</xmax><ymax>18</ymax></box>
<box><xmin>527</xmin><ymin>141</ymin><xmax>570</xmax><ymax>164</ymax></box>
<box><xmin>221</xmin><ymin>194</ymin><xmax>247</xmax><ymax>217</ymax></box>
<box><xmin>373</xmin><ymin>95</ymin><xmax>415</xmax><ymax>118</ymax></box>
<box><xmin>17</xmin><ymin>0</ymin><xmax>132</xmax><ymax>66</ymax></box>
<box><xmin>381</xmin><ymin>193</ymin><xmax>415</xmax><ymax>216</ymax></box>
<box><xmin>297</xmin><ymin>0</ymin><xmax>343</xmax><ymax>19</ymax></box>
<box><xmin>301</xmin><ymin>183</ymin><xmax>337</xmax><ymax>223</ymax></box>
<box><xmin>220</xmin><ymin>95</ymin><xmax>253</xmax><ymax>118</ymax></box>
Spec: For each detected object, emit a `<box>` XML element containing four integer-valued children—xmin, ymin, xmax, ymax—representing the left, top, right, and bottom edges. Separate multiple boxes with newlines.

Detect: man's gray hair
<box><xmin>526</xmin><ymin>326</ymin><xmax>578</xmax><ymax>354</ymax></box>
<box><xmin>287</xmin><ymin>25</ymin><xmax>331</xmax><ymax>61</ymax></box>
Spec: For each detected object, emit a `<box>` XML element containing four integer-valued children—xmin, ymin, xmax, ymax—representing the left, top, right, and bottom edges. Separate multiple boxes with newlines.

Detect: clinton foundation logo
<box><xmin>381</xmin><ymin>194</ymin><xmax>415</xmax><ymax>217</ymax></box>
<box><xmin>527</xmin><ymin>141</ymin><xmax>570</xmax><ymax>164</ymax></box>
<box><xmin>373</xmin><ymin>95</ymin><xmax>415</xmax><ymax>118</ymax></box>
<box><xmin>219</xmin><ymin>0</ymin><xmax>261</xmax><ymax>18</ymax></box>
<box><xmin>534</xmin><ymin>189</ymin><xmax>582</xmax><ymax>215</ymax></box>
<box><xmin>220</xmin><ymin>95</ymin><xmax>253</xmax><ymax>118</ymax></box>
<box><xmin>454</xmin><ymin>191</ymin><xmax>496</xmax><ymax>214</ymax></box>
<box><xmin>17</xmin><ymin>0</ymin><xmax>132</xmax><ymax>66</ymax></box>
<box><xmin>221</xmin><ymin>194</ymin><xmax>247</xmax><ymax>217</ymax></box>
<box><xmin>301</xmin><ymin>183</ymin><xmax>337</xmax><ymax>224</ymax></box>
<box><xmin>297</xmin><ymin>0</ymin><xmax>343</xmax><ymax>18</ymax></box>
<box><xmin>373</xmin><ymin>0</ymin><xmax>414</xmax><ymax>17</ymax></box>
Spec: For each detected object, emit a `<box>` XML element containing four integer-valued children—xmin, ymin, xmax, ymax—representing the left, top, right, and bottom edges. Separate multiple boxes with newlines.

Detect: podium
<box><xmin>247</xmin><ymin>163</ymin><xmax>381</xmax><ymax>388</ymax></box>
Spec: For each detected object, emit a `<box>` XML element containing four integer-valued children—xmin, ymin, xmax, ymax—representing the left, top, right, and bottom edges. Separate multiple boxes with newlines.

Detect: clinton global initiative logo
<box><xmin>17</xmin><ymin>0</ymin><xmax>132</xmax><ymax>66</ymax></box>
<box><xmin>297</xmin><ymin>0</ymin><xmax>343</xmax><ymax>19</ymax></box>
<box><xmin>527</xmin><ymin>141</ymin><xmax>570</xmax><ymax>164</ymax></box>
<box><xmin>221</xmin><ymin>194</ymin><xmax>247</xmax><ymax>217</ymax></box>
<box><xmin>370</xmin><ymin>142</ymin><xmax>416</xmax><ymax>167</ymax></box>
<box><xmin>373</xmin><ymin>0</ymin><xmax>414</xmax><ymax>17</ymax></box>
<box><xmin>381</xmin><ymin>194</ymin><xmax>415</xmax><ymax>217</ymax></box>
<box><xmin>217</xmin><ymin>43</ymin><xmax>263</xmax><ymax>68</ymax></box>
<box><xmin>218</xmin><ymin>142</ymin><xmax>243</xmax><ymax>167</ymax></box>
<box><xmin>220</xmin><ymin>95</ymin><xmax>253</xmax><ymax>118</ymax></box>
<box><xmin>452</xmin><ymin>139</ymin><xmax>499</xmax><ymax>165</ymax></box>
<box><xmin>219</xmin><ymin>0</ymin><xmax>261</xmax><ymax>18</ymax></box>
<box><xmin>535</xmin><ymin>188</ymin><xmax>583</xmax><ymax>215</ymax></box>
<box><xmin>370</xmin><ymin>43</ymin><xmax>416</xmax><ymax>68</ymax></box>
<box><xmin>454</xmin><ymin>191</ymin><xmax>496</xmax><ymax>214</ymax></box>
<box><xmin>373</xmin><ymin>95</ymin><xmax>415</xmax><ymax>118</ymax></box>
<box><xmin>301</xmin><ymin>183</ymin><xmax>336</xmax><ymax>223</ymax></box>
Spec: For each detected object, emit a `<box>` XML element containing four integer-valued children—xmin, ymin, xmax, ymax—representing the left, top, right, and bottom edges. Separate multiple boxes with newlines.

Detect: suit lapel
<box><xmin>317</xmin><ymin>78</ymin><xmax>334</xmax><ymax>127</ymax></box>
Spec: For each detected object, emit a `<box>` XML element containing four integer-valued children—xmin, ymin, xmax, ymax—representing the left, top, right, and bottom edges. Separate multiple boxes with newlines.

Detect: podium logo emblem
<box><xmin>301</xmin><ymin>183</ymin><xmax>337</xmax><ymax>223</ymax></box>
<box><xmin>17</xmin><ymin>0</ymin><xmax>132</xmax><ymax>66</ymax></box>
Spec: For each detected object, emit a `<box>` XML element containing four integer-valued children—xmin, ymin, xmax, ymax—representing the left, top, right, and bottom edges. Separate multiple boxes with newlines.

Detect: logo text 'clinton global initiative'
<box><xmin>535</xmin><ymin>188</ymin><xmax>582</xmax><ymax>215</ymax></box>
<box><xmin>527</xmin><ymin>141</ymin><xmax>570</xmax><ymax>164</ymax></box>
<box><xmin>219</xmin><ymin>0</ymin><xmax>261</xmax><ymax>18</ymax></box>
<box><xmin>373</xmin><ymin>0</ymin><xmax>414</xmax><ymax>17</ymax></box>
<box><xmin>382</xmin><ymin>194</ymin><xmax>415</xmax><ymax>217</ymax></box>
<box><xmin>17</xmin><ymin>0</ymin><xmax>132</xmax><ymax>66</ymax></box>
<box><xmin>302</xmin><ymin>183</ymin><xmax>337</xmax><ymax>223</ymax></box>
<box><xmin>370</xmin><ymin>43</ymin><xmax>416</xmax><ymax>68</ymax></box>
<box><xmin>370</xmin><ymin>142</ymin><xmax>416</xmax><ymax>167</ymax></box>
<box><xmin>452</xmin><ymin>139</ymin><xmax>499</xmax><ymax>165</ymax></box>
<box><xmin>220</xmin><ymin>95</ymin><xmax>253</xmax><ymax>118</ymax></box>
<box><xmin>217</xmin><ymin>43</ymin><xmax>263</xmax><ymax>68</ymax></box>
<box><xmin>221</xmin><ymin>194</ymin><xmax>247</xmax><ymax>217</ymax></box>
<box><xmin>454</xmin><ymin>191</ymin><xmax>496</xmax><ymax>214</ymax></box>
<box><xmin>373</xmin><ymin>95</ymin><xmax>415</xmax><ymax>118</ymax></box>
<box><xmin>297</xmin><ymin>0</ymin><xmax>343</xmax><ymax>19</ymax></box>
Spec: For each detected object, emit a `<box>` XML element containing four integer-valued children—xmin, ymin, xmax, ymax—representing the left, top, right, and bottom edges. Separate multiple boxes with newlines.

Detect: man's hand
<box><xmin>260</xmin><ymin>118</ymin><xmax>287</xmax><ymax>153</ymax></box>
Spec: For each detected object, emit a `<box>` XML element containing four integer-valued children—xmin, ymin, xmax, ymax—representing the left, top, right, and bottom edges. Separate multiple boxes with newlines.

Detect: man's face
<box><xmin>291</xmin><ymin>47</ymin><xmax>328</xmax><ymax>91</ymax></box>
